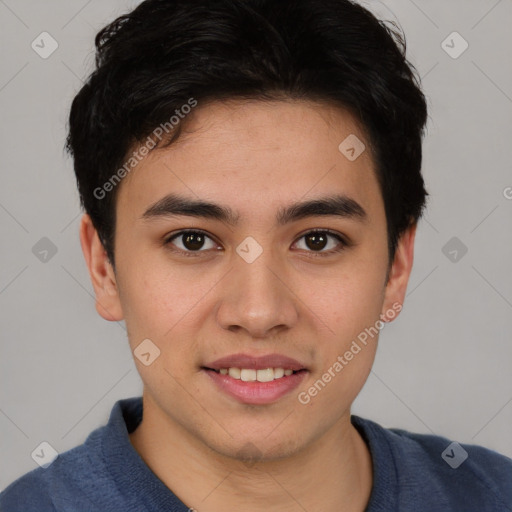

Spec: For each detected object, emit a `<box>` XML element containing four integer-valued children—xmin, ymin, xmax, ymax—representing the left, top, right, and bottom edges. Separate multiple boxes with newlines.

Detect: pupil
<box><xmin>184</xmin><ymin>233</ymin><xmax>204</xmax><ymax>250</ymax></box>
<box><xmin>306</xmin><ymin>233</ymin><xmax>327</xmax><ymax>251</ymax></box>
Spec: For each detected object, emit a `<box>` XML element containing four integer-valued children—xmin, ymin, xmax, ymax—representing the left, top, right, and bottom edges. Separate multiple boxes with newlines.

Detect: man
<box><xmin>1</xmin><ymin>0</ymin><xmax>511</xmax><ymax>511</ymax></box>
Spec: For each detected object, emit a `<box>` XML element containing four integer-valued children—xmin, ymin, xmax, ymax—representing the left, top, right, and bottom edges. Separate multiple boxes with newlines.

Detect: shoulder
<box><xmin>353</xmin><ymin>416</ymin><xmax>512</xmax><ymax>511</ymax></box>
<box><xmin>0</xmin><ymin>398</ymin><xmax>143</xmax><ymax>512</ymax></box>
<box><xmin>0</xmin><ymin>467</ymin><xmax>56</xmax><ymax>512</ymax></box>
<box><xmin>0</xmin><ymin>430</ymin><xmax>105</xmax><ymax>512</ymax></box>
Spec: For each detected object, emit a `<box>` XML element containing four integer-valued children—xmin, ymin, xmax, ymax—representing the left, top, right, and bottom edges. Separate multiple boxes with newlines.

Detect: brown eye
<box><xmin>304</xmin><ymin>232</ymin><xmax>329</xmax><ymax>251</ymax></box>
<box><xmin>294</xmin><ymin>230</ymin><xmax>346</xmax><ymax>255</ymax></box>
<box><xmin>181</xmin><ymin>232</ymin><xmax>206</xmax><ymax>250</ymax></box>
<box><xmin>166</xmin><ymin>230</ymin><xmax>217</xmax><ymax>253</ymax></box>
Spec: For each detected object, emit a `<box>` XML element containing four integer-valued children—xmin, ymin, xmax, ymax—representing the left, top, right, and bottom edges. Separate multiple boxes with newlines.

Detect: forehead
<box><xmin>117</xmin><ymin>99</ymin><xmax>383</xmax><ymax>226</ymax></box>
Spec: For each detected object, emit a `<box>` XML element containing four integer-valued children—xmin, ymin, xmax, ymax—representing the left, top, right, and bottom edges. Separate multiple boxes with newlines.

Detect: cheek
<box><xmin>297</xmin><ymin>278</ymin><xmax>382</xmax><ymax>414</ymax></box>
<box><xmin>121</xmin><ymin>270</ymin><xmax>205</xmax><ymax>392</ymax></box>
<box><xmin>301</xmin><ymin>259</ymin><xmax>386</xmax><ymax>338</ymax></box>
<box><xmin>117</xmin><ymin>259</ymin><xmax>216</xmax><ymax>359</ymax></box>
<box><xmin>296</xmin><ymin>253</ymin><xmax>385</xmax><ymax>398</ymax></box>
<box><xmin>115</xmin><ymin>259</ymin><xmax>178</xmax><ymax>347</ymax></box>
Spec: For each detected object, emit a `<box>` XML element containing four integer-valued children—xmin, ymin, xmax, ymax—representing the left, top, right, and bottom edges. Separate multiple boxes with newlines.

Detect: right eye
<box><xmin>164</xmin><ymin>230</ymin><xmax>220</xmax><ymax>256</ymax></box>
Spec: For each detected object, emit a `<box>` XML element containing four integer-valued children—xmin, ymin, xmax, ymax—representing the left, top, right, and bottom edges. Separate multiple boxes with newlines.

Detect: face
<box><xmin>82</xmin><ymin>99</ymin><xmax>415</xmax><ymax>461</ymax></box>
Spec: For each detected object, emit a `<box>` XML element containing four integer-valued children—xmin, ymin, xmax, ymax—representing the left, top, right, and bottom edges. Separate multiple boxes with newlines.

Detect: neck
<box><xmin>129</xmin><ymin>393</ymin><xmax>373</xmax><ymax>512</ymax></box>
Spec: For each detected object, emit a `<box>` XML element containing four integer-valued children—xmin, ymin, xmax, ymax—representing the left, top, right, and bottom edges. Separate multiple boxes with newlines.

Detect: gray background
<box><xmin>1</xmin><ymin>0</ymin><xmax>511</xmax><ymax>489</ymax></box>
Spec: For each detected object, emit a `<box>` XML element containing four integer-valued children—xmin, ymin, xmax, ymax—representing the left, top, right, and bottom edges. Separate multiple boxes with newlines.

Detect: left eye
<box><xmin>293</xmin><ymin>230</ymin><xmax>346</xmax><ymax>254</ymax></box>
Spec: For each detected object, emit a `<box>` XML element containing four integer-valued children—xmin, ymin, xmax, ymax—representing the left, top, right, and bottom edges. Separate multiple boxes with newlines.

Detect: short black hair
<box><xmin>66</xmin><ymin>0</ymin><xmax>428</xmax><ymax>266</ymax></box>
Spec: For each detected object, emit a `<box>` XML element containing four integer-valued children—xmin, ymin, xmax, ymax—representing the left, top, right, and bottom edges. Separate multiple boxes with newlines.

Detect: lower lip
<box><xmin>203</xmin><ymin>369</ymin><xmax>308</xmax><ymax>405</ymax></box>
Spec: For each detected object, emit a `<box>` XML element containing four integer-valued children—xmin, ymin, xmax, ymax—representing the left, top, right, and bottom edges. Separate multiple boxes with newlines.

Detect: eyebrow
<box><xmin>141</xmin><ymin>193</ymin><xmax>368</xmax><ymax>226</ymax></box>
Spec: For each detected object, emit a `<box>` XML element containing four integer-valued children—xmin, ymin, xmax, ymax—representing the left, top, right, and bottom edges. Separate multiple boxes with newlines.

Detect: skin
<box><xmin>80</xmin><ymin>99</ymin><xmax>416</xmax><ymax>512</ymax></box>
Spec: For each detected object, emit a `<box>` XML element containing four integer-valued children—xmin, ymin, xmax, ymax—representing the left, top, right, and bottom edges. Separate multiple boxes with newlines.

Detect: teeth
<box><xmin>274</xmin><ymin>368</ymin><xmax>284</xmax><ymax>379</ymax></box>
<box><xmin>218</xmin><ymin>367</ymin><xmax>297</xmax><ymax>381</ymax></box>
<box><xmin>240</xmin><ymin>369</ymin><xmax>257</xmax><ymax>382</ymax></box>
<box><xmin>256</xmin><ymin>368</ymin><xmax>274</xmax><ymax>382</ymax></box>
<box><xmin>228</xmin><ymin>367</ymin><xmax>241</xmax><ymax>379</ymax></box>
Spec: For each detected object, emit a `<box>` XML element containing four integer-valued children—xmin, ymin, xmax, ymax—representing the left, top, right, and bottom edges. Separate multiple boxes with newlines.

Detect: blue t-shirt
<box><xmin>1</xmin><ymin>397</ymin><xmax>511</xmax><ymax>511</ymax></box>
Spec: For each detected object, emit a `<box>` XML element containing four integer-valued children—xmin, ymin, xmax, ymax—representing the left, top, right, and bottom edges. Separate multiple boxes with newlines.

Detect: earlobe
<box><xmin>381</xmin><ymin>223</ymin><xmax>417</xmax><ymax>322</ymax></box>
<box><xmin>79</xmin><ymin>214</ymin><xmax>124</xmax><ymax>322</ymax></box>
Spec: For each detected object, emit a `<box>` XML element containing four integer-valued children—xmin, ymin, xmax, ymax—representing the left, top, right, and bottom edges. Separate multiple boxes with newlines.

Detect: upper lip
<box><xmin>204</xmin><ymin>353</ymin><xmax>307</xmax><ymax>371</ymax></box>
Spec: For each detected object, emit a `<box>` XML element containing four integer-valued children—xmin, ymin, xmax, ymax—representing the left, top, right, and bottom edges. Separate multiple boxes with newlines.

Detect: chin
<box><xmin>204</xmin><ymin>428</ymin><xmax>309</xmax><ymax>465</ymax></box>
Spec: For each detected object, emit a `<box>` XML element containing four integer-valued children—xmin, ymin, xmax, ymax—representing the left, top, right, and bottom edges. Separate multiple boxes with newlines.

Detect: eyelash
<box><xmin>163</xmin><ymin>229</ymin><xmax>348</xmax><ymax>258</ymax></box>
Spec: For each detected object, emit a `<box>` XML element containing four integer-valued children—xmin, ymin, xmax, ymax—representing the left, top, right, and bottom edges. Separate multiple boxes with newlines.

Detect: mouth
<box><xmin>202</xmin><ymin>353</ymin><xmax>309</xmax><ymax>405</ymax></box>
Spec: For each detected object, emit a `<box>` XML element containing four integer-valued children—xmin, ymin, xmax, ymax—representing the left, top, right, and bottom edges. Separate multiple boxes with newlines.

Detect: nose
<box><xmin>215</xmin><ymin>249</ymin><xmax>299</xmax><ymax>339</ymax></box>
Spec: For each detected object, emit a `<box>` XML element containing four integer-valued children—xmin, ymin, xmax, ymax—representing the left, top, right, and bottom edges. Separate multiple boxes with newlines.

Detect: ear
<box><xmin>79</xmin><ymin>214</ymin><xmax>124</xmax><ymax>322</ymax></box>
<box><xmin>380</xmin><ymin>223</ymin><xmax>417</xmax><ymax>322</ymax></box>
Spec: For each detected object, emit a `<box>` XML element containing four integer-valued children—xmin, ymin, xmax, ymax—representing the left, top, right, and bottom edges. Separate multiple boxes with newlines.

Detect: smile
<box><xmin>213</xmin><ymin>367</ymin><xmax>297</xmax><ymax>382</ymax></box>
<box><xmin>202</xmin><ymin>353</ymin><xmax>309</xmax><ymax>404</ymax></box>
